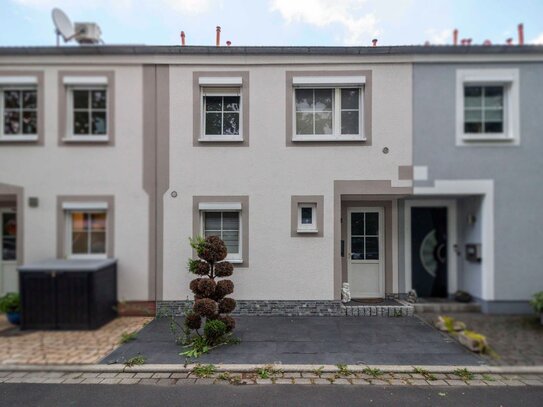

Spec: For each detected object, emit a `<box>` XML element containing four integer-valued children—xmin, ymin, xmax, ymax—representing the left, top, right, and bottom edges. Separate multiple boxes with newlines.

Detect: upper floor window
<box><xmin>202</xmin><ymin>89</ymin><xmax>241</xmax><ymax>139</ymax></box>
<box><xmin>291</xmin><ymin>75</ymin><xmax>365</xmax><ymax>142</ymax></box>
<box><xmin>196</xmin><ymin>75</ymin><xmax>247</xmax><ymax>144</ymax></box>
<box><xmin>0</xmin><ymin>75</ymin><xmax>40</xmax><ymax>142</ymax></box>
<box><xmin>72</xmin><ymin>88</ymin><xmax>108</xmax><ymax>136</ymax></box>
<box><xmin>59</xmin><ymin>72</ymin><xmax>114</xmax><ymax>144</ymax></box>
<box><xmin>456</xmin><ymin>69</ymin><xmax>519</xmax><ymax>146</ymax></box>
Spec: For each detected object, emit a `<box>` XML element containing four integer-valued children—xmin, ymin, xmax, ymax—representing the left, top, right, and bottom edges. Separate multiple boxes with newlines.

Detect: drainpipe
<box><xmin>216</xmin><ymin>26</ymin><xmax>221</xmax><ymax>47</ymax></box>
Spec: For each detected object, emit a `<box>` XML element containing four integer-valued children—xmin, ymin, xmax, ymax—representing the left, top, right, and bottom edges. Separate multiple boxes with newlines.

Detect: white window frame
<box><xmin>65</xmin><ymin>209</ymin><xmax>108</xmax><ymax>259</ymax></box>
<box><xmin>199</xmin><ymin>87</ymin><xmax>243</xmax><ymax>142</ymax></box>
<box><xmin>456</xmin><ymin>69</ymin><xmax>520</xmax><ymax>146</ymax></box>
<box><xmin>199</xmin><ymin>205</ymin><xmax>242</xmax><ymax>263</ymax></box>
<box><xmin>0</xmin><ymin>84</ymin><xmax>39</xmax><ymax>142</ymax></box>
<box><xmin>297</xmin><ymin>203</ymin><xmax>318</xmax><ymax>233</ymax></box>
<box><xmin>63</xmin><ymin>85</ymin><xmax>109</xmax><ymax>142</ymax></box>
<box><xmin>292</xmin><ymin>83</ymin><xmax>365</xmax><ymax>142</ymax></box>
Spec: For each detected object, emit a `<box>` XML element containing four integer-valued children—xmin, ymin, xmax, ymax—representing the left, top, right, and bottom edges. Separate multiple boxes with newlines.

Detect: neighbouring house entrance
<box><xmin>347</xmin><ymin>207</ymin><xmax>385</xmax><ymax>298</ymax></box>
<box><xmin>410</xmin><ymin>207</ymin><xmax>448</xmax><ymax>297</ymax></box>
<box><xmin>0</xmin><ymin>208</ymin><xmax>17</xmax><ymax>295</ymax></box>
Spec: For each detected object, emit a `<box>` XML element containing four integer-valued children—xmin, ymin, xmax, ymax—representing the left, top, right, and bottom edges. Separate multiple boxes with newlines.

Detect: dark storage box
<box><xmin>18</xmin><ymin>259</ymin><xmax>117</xmax><ymax>330</ymax></box>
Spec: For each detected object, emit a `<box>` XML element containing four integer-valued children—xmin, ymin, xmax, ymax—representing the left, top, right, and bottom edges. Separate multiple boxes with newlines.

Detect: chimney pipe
<box><xmin>226</xmin><ymin>40</ymin><xmax>231</xmax><ymax>47</ymax></box>
<box><xmin>453</xmin><ymin>29</ymin><xmax>458</xmax><ymax>46</ymax></box>
<box><xmin>518</xmin><ymin>23</ymin><xmax>524</xmax><ymax>45</ymax></box>
<box><xmin>371</xmin><ymin>38</ymin><xmax>378</xmax><ymax>47</ymax></box>
<box><xmin>506</xmin><ymin>38</ymin><xmax>513</xmax><ymax>45</ymax></box>
<box><xmin>180</xmin><ymin>31</ymin><xmax>186</xmax><ymax>46</ymax></box>
<box><xmin>216</xmin><ymin>26</ymin><xmax>221</xmax><ymax>47</ymax></box>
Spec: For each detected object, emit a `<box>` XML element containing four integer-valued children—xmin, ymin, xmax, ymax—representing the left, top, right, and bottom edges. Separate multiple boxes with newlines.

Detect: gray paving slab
<box><xmin>101</xmin><ymin>316</ymin><xmax>483</xmax><ymax>366</ymax></box>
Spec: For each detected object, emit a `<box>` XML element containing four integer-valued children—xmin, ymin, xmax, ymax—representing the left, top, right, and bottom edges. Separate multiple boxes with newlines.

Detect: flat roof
<box><xmin>1</xmin><ymin>45</ymin><xmax>543</xmax><ymax>56</ymax></box>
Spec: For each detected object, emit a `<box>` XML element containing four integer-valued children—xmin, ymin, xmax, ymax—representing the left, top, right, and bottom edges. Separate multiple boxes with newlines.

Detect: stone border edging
<box><xmin>2</xmin><ymin>364</ymin><xmax>543</xmax><ymax>374</ymax></box>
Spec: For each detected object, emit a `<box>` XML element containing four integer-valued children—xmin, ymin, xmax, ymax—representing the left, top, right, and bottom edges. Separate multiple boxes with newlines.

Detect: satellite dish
<box><xmin>52</xmin><ymin>8</ymin><xmax>76</xmax><ymax>44</ymax></box>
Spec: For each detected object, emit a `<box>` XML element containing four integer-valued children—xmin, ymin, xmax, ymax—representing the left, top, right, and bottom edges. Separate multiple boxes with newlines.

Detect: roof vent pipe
<box><xmin>216</xmin><ymin>26</ymin><xmax>221</xmax><ymax>47</ymax></box>
<box><xmin>180</xmin><ymin>31</ymin><xmax>186</xmax><ymax>46</ymax></box>
<box><xmin>518</xmin><ymin>23</ymin><xmax>524</xmax><ymax>45</ymax></box>
<box><xmin>371</xmin><ymin>38</ymin><xmax>378</xmax><ymax>46</ymax></box>
<box><xmin>226</xmin><ymin>40</ymin><xmax>231</xmax><ymax>47</ymax></box>
<box><xmin>453</xmin><ymin>29</ymin><xmax>458</xmax><ymax>46</ymax></box>
<box><xmin>506</xmin><ymin>38</ymin><xmax>513</xmax><ymax>45</ymax></box>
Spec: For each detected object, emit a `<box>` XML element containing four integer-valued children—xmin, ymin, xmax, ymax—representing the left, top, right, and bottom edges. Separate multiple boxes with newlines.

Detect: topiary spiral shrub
<box><xmin>181</xmin><ymin>235</ymin><xmax>238</xmax><ymax>358</ymax></box>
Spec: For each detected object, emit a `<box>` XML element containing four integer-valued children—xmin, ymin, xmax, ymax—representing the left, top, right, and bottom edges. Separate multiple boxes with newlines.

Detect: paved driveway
<box><xmin>102</xmin><ymin>316</ymin><xmax>483</xmax><ymax>365</ymax></box>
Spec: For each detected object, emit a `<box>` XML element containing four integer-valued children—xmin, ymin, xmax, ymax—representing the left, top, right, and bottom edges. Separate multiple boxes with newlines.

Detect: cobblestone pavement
<box><xmin>419</xmin><ymin>313</ymin><xmax>543</xmax><ymax>366</ymax></box>
<box><xmin>0</xmin><ymin>317</ymin><xmax>152</xmax><ymax>365</ymax></box>
<box><xmin>0</xmin><ymin>369</ymin><xmax>542</xmax><ymax>386</ymax></box>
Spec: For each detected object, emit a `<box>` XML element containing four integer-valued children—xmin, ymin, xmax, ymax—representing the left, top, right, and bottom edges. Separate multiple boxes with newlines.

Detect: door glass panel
<box><xmin>2</xmin><ymin>213</ymin><xmax>17</xmax><ymax>261</ymax></box>
<box><xmin>350</xmin><ymin>213</ymin><xmax>364</xmax><ymax>235</ymax></box>
<box><xmin>365</xmin><ymin>237</ymin><xmax>379</xmax><ymax>260</ymax></box>
<box><xmin>351</xmin><ymin>237</ymin><xmax>364</xmax><ymax>260</ymax></box>
<box><xmin>365</xmin><ymin>212</ymin><xmax>379</xmax><ymax>235</ymax></box>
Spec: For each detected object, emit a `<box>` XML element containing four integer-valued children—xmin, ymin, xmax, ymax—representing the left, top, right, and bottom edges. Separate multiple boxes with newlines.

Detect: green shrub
<box><xmin>204</xmin><ymin>319</ymin><xmax>227</xmax><ymax>344</ymax></box>
<box><xmin>0</xmin><ymin>293</ymin><xmax>20</xmax><ymax>313</ymax></box>
<box><xmin>530</xmin><ymin>292</ymin><xmax>543</xmax><ymax>313</ymax></box>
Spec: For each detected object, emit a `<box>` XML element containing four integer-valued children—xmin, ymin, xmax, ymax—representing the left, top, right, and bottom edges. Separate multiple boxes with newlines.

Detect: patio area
<box><xmin>102</xmin><ymin>316</ymin><xmax>483</xmax><ymax>366</ymax></box>
<box><xmin>419</xmin><ymin>313</ymin><xmax>543</xmax><ymax>366</ymax></box>
<box><xmin>0</xmin><ymin>315</ymin><xmax>151</xmax><ymax>365</ymax></box>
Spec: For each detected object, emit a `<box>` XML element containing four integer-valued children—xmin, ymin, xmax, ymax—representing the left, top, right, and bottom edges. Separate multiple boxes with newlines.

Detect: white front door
<box><xmin>0</xmin><ymin>209</ymin><xmax>18</xmax><ymax>295</ymax></box>
<box><xmin>347</xmin><ymin>207</ymin><xmax>385</xmax><ymax>298</ymax></box>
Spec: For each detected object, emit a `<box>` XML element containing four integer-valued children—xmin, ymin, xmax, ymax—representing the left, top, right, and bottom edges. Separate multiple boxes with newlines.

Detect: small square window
<box><xmin>66</xmin><ymin>211</ymin><xmax>107</xmax><ymax>258</ymax></box>
<box><xmin>297</xmin><ymin>203</ymin><xmax>317</xmax><ymax>233</ymax></box>
<box><xmin>0</xmin><ymin>87</ymin><xmax>38</xmax><ymax>141</ymax></box>
<box><xmin>456</xmin><ymin>69</ymin><xmax>519</xmax><ymax>145</ymax></box>
<box><xmin>69</xmin><ymin>88</ymin><xmax>108</xmax><ymax>139</ymax></box>
<box><xmin>200</xmin><ymin>88</ymin><xmax>243</xmax><ymax>142</ymax></box>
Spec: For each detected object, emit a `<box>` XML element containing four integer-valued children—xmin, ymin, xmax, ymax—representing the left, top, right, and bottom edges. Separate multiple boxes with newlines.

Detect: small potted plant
<box><xmin>530</xmin><ymin>292</ymin><xmax>543</xmax><ymax>325</ymax></box>
<box><xmin>0</xmin><ymin>292</ymin><xmax>21</xmax><ymax>325</ymax></box>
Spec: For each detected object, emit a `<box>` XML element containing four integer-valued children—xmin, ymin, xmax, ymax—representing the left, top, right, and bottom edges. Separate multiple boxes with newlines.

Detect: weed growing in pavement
<box><xmin>313</xmin><ymin>366</ymin><xmax>324</xmax><ymax>377</ymax></box>
<box><xmin>192</xmin><ymin>364</ymin><xmax>216</xmax><ymax>378</ymax></box>
<box><xmin>453</xmin><ymin>368</ymin><xmax>474</xmax><ymax>380</ymax></box>
<box><xmin>124</xmin><ymin>355</ymin><xmax>146</xmax><ymax>367</ymax></box>
<box><xmin>336</xmin><ymin>364</ymin><xmax>354</xmax><ymax>376</ymax></box>
<box><xmin>256</xmin><ymin>365</ymin><xmax>282</xmax><ymax>379</ymax></box>
<box><xmin>119</xmin><ymin>331</ymin><xmax>138</xmax><ymax>344</ymax></box>
<box><xmin>413</xmin><ymin>367</ymin><xmax>437</xmax><ymax>381</ymax></box>
<box><xmin>363</xmin><ymin>368</ymin><xmax>383</xmax><ymax>378</ymax></box>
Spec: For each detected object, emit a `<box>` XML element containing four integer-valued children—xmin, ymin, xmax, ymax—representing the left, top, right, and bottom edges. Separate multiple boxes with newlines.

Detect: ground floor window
<box><xmin>202</xmin><ymin>210</ymin><xmax>241</xmax><ymax>260</ymax></box>
<box><xmin>67</xmin><ymin>211</ymin><xmax>107</xmax><ymax>257</ymax></box>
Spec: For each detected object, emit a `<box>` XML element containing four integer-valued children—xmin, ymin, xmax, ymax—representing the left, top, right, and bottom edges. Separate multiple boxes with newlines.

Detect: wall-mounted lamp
<box><xmin>28</xmin><ymin>197</ymin><xmax>39</xmax><ymax>208</ymax></box>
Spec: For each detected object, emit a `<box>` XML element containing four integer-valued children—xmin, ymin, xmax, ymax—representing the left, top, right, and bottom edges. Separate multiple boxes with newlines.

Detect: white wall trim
<box><xmin>62</xmin><ymin>201</ymin><xmax>108</xmax><ymax>210</ymax></box>
<box><xmin>404</xmin><ymin>199</ymin><xmax>458</xmax><ymax>296</ymax></box>
<box><xmin>414</xmin><ymin>179</ymin><xmax>494</xmax><ymax>300</ymax></box>
<box><xmin>198</xmin><ymin>202</ymin><xmax>242</xmax><ymax>211</ymax></box>
<box><xmin>63</xmin><ymin>76</ymin><xmax>108</xmax><ymax>85</ymax></box>
<box><xmin>198</xmin><ymin>77</ymin><xmax>242</xmax><ymax>86</ymax></box>
<box><xmin>0</xmin><ymin>76</ymin><xmax>38</xmax><ymax>85</ymax></box>
<box><xmin>293</xmin><ymin>76</ymin><xmax>366</xmax><ymax>86</ymax></box>
<box><xmin>455</xmin><ymin>68</ymin><xmax>520</xmax><ymax>146</ymax></box>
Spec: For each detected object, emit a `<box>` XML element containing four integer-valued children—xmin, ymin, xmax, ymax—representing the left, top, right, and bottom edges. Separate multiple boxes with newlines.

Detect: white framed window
<box><xmin>199</xmin><ymin>204</ymin><xmax>242</xmax><ymax>262</ymax></box>
<box><xmin>65</xmin><ymin>87</ymin><xmax>108</xmax><ymax>142</ymax></box>
<box><xmin>0</xmin><ymin>86</ymin><xmax>38</xmax><ymax>142</ymax></box>
<box><xmin>297</xmin><ymin>203</ymin><xmax>317</xmax><ymax>233</ymax></box>
<box><xmin>65</xmin><ymin>210</ymin><xmax>107</xmax><ymax>259</ymax></box>
<box><xmin>200</xmin><ymin>87</ymin><xmax>242</xmax><ymax>142</ymax></box>
<box><xmin>456</xmin><ymin>69</ymin><xmax>519</xmax><ymax>146</ymax></box>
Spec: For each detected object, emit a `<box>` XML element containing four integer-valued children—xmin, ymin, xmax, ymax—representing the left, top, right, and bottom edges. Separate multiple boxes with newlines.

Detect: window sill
<box><xmin>62</xmin><ymin>136</ymin><xmax>110</xmax><ymax>143</ymax></box>
<box><xmin>462</xmin><ymin>134</ymin><xmax>514</xmax><ymax>142</ymax></box>
<box><xmin>0</xmin><ymin>135</ymin><xmax>38</xmax><ymax>142</ymax></box>
<box><xmin>68</xmin><ymin>254</ymin><xmax>108</xmax><ymax>260</ymax></box>
<box><xmin>228</xmin><ymin>258</ymin><xmax>243</xmax><ymax>264</ymax></box>
<box><xmin>198</xmin><ymin>136</ymin><xmax>244</xmax><ymax>143</ymax></box>
<box><xmin>292</xmin><ymin>135</ymin><xmax>366</xmax><ymax>142</ymax></box>
<box><xmin>297</xmin><ymin>229</ymin><xmax>319</xmax><ymax>234</ymax></box>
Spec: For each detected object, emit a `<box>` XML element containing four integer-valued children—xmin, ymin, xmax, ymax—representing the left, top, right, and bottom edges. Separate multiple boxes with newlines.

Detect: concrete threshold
<box><xmin>2</xmin><ymin>364</ymin><xmax>543</xmax><ymax>375</ymax></box>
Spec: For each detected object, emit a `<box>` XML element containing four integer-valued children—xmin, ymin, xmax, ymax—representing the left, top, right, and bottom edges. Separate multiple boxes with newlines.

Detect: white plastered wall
<box><xmin>163</xmin><ymin>62</ymin><xmax>413</xmax><ymax>301</ymax></box>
